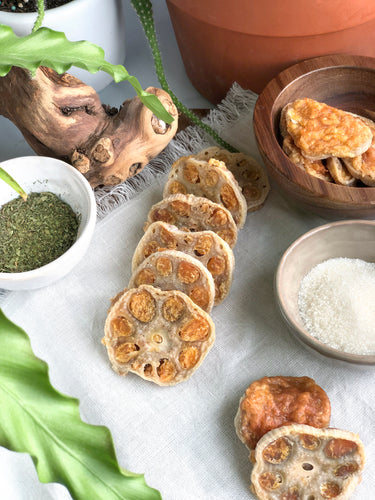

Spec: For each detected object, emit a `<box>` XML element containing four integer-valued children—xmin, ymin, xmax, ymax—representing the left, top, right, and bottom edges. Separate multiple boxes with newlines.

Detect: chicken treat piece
<box><xmin>103</xmin><ymin>285</ymin><xmax>215</xmax><ymax>386</ymax></box>
<box><xmin>280</xmin><ymin>98</ymin><xmax>372</xmax><ymax>160</ymax></box>
<box><xmin>235</xmin><ymin>376</ymin><xmax>331</xmax><ymax>451</ymax></box>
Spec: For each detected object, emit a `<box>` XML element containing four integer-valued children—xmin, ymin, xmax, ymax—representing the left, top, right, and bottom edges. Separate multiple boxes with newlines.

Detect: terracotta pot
<box><xmin>0</xmin><ymin>0</ymin><xmax>126</xmax><ymax>92</ymax></box>
<box><xmin>166</xmin><ymin>0</ymin><xmax>375</xmax><ymax>103</ymax></box>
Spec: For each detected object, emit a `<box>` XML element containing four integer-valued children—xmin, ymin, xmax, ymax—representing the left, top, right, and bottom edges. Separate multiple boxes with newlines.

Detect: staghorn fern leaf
<box><xmin>0</xmin><ymin>310</ymin><xmax>161</xmax><ymax>500</ymax></box>
<box><xmin>0</xmin><ymin>24</ymin><xmax>173</xmax><ymax>124</ymax></box>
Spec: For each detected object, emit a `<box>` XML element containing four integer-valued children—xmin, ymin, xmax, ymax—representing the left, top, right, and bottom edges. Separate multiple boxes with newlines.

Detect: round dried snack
<box><xmin>129</xmin><ymin>249</ymin><xmax>216</xmax><ymax>312</ymax></box>
<box><xmin>144</xmin><ymin>193</ymin><xmax>238</xmax><ymax>248</ymax></box>
<box><xmin>326</xmin><ymin>157</ymin><xmax>356</xmax><ymax>187</ymax></box>
<box><xmin>195</xmin><ymin>146</ymin><xmax>270</xmax><ymax>212</ymax></box>
<box><xmin>132</xmin><ymin>221</ymin><xmax>235</xmax><ymax>305</ymax></box>
<box><xmin>282</xmin><ymin>135</ymin><xmax>333</xmax><ymax>182</ymax></box>
<box><xmin>163</xmin><ymin>156</ymin><xmax>247</xmax><ymax>228</ymax></box>
<box><xmin>342</xmin><ymin>115</ymin><xmax>375</xmax><ymax>186</ymax></box>
<box><xmin>281</xmin><ymin>98</ymin><xmax>373</xmax><ymax>160</ymax></box>
<box><xmin>251</xmin><ymin>424</ymin><xmax>365</xmax><ymax>500</ymax></box>
<box><xmin>103</xmin><ymin>284</ymin><xmax>215</xmax><ymax>386</ymax></box>
<box><xmin>235</xmin><ymin>376</ymin><xmax>331</xmax><ymax>451</ymax></box>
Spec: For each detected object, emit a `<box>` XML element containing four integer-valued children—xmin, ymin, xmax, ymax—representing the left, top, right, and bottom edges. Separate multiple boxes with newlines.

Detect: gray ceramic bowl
<box><xmin>275</xmin><ymin>220</ymin><xmax>375</xmax><ymax>365</ymax></box>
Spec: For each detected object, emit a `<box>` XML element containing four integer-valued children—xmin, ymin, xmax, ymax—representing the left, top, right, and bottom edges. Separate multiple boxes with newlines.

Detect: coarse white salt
<box><xmin>298</xmin><ymin>257</ymin><xmax>375</xmax><ymax>355</ymax></box>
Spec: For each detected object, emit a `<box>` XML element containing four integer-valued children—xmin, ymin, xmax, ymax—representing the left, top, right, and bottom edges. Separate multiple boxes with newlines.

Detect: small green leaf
<box><xmin>0</xmin><ymin>25</ymin><xmax>173</xmax><ymax>124</ymax></box>
<box><xmin>0</xmin><ymin>310</ymin><xmax>161</xmax><ymax>500</ymax></box>
<box><xmin>0</xmin><ymin>166</ymin><xmax>27</xmax><ymax>201</ymax></box>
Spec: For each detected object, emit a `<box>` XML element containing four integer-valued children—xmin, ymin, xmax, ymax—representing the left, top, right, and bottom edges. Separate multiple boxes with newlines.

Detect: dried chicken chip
<box><xmin>342</xmin><ymin>116</ymin><xmax>375</xmax><ymax>186</ymax></box>
<box><xmin>235</xmin><ymin>376</ymin><xmax>331</xmax><ymax>451</ymax></box>
<box><xmin>129</xmin><ymin>249</ymin><xmax>216</xmax><ymax>312</ymax></box>
<box><xmin>103</xmin><ymin>284</ymin><xmax>215</xmax><ymax>386</ymax></box>
<box><xmin>282</xmin><ymin>135</ymin><xmax>333</xmax><ymax>182</ymax></box>
<box><xmin>195</xmin><ymin>147</ymin><xmax>270</xmax><ymax>212</ymax></box>
<box><xmin>326</xmin><ymin>157</ymin><xmax>356</xmax><ymax>187</ymax></box>
<box><xmin>145</xmin><ymin>193</ymin><xmax>238</xmax><ymax>248</ymax></box>
<box><xmin>281</xmin><ymin>98</ymin><xmax>372</xmax><ymax>160</ymax></box>
<box><xmin>163</xmin><ymin>156</ymin><xmax>247</xmax><ymax>228</ymax></box>
<box><xmin>132</xmin><ymin>221</ymin><xmax>235</xmax><ymax>305</ymax></box>
<box><xmin>251</xmin><ymin>423</ymin><xmax>365</xmax><ymax>500</ymax></box>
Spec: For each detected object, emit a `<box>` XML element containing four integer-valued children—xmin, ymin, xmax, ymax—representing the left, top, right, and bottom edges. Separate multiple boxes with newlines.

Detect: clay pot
<box><xmin>166</xmin><ymin>0</ymin><xmax>375</xmax><ymax>103</ymax></box>
<box><xmin>0</xmin><ymin>0</ymin><xmax>126</xmax><ymax>92</ymax></box>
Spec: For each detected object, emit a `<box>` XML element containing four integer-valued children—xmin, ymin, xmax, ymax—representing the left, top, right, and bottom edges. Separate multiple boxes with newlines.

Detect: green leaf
<box><xmin>0</xmin><ymin>310</ymin><xmax>161</xmax><ymax>500</ymax></box>
<box><xmin>0</xmin><ymin>25</ymin><xmax>173</xmax><ymax>124</ymax></box>
<box><xmin>0</xmin><ymin>166</ymin><xmax>27</xmax><ymax>201</ymax></box>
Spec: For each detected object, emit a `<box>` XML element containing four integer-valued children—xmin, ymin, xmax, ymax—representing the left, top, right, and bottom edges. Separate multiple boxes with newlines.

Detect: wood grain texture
<box><xmin>253</xmin><ymin>54</ymin><xmax>375</xmax><ymax>219</ymax></box>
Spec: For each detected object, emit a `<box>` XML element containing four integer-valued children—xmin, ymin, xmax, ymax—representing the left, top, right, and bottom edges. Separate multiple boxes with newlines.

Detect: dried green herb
<box><xmin>0</xmin><ymin>191</ymin><xmax>79</xmax><ymax>273</ymax></box>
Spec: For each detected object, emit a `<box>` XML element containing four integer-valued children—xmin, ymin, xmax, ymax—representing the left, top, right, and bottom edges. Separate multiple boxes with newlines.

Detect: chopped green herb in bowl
<box><xmin>0</xmin><ymin>156</ymin><xmax>96</xmax><ymax>290</ymax></box>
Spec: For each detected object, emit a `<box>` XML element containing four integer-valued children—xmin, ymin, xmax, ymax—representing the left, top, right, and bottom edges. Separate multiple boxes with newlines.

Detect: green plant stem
<box><xmin>32</xmin><ymin>0</ymin><xmax>46</xmax><ymax>33</ymax></box>
<box><xmin>0</xmin><ymin>166</ymin><xmax>27</xmax><ymax>201</ymax></box>
<box><xmin>131</xmin><ymin>0</ymin><xmax>237</xmax><ymax>152</ymax></box>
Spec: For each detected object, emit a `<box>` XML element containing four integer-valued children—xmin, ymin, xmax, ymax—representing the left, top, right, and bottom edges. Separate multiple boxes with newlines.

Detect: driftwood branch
<box><xmin>0</xmin><ymin>67</ymin><xmax>178</xmax><ymax>187</ymax></box>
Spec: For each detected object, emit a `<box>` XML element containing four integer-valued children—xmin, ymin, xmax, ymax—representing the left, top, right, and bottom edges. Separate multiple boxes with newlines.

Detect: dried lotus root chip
<box><xmin>145</xmin><ymin>193</ymin><xmax>238</xmax><ymax>248</ymax></box>
<box><xmin>195</xmin><ymin>146</ymin><xmax>270</xmax><ymax>212</ymax></box>
<box><xmin>132</xmin><ymin>222</ymin><xmax>235</xmax><ymax>305</ymax></box>
<box><xmin>326</xmin><ymin>157</ymin><xmax>356</xmax><ymax>186</ymax></box>
<box><xmin>342</xmin><ymin>116</ymin><xmax>375</xmax><ymax>186</ymax></box>
<box><xmin>163</xmin><ymin>156</ymin><xmax>247</xmax><ymax>229</ymax></box>
<box><xmin>281</xmin><ymin>98</ymin><xmax>373</xmax><ymax>160</ymax></box>
<box><xmin>235</xmin><ymin>376</ymin><xmax>331</xmax><ymax>451</ymax></box>
<box><xmin>282</xmin><ymin>135</ymin><xmax>333</xmax><ymax>182</ymax></box>
<box><xmin>251</xmin><ymin>424</ymin><xmax>365</xmax><ymax>500</ymax></box>
<box><xmin>103</xmin><ymin>285</ymin><xmax>215</xmax><ymax>386</ymax></box>
<box><xmin>129</xmin><ymin>249</ymin><xmax>216</xmax><ymax>312</ymax></box>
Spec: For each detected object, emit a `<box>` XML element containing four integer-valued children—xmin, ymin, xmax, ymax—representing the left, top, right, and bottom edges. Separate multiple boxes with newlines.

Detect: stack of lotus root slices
<box><xmin>281</xmin><ymin>98</ymin><xmax>375</xmax><ymax>186</ymax></box>
<box><xmin>102</xmin><ymin>147</ymin><xmax>269</xmax><ymax>386</ymax></box>
<box><xmin>235</xmin><ymin>376</ymin><xmax>366</xmax><ymax>499</ymax></box>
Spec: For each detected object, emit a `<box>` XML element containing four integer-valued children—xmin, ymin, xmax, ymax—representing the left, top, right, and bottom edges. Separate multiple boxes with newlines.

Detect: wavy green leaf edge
<box><xmin>0</xmin><ymin>24</ymin><xmax>173</xmax><ymax>124</ymax></box>
<box><xmin>0</xmin><ymin>309</ymin><xmax>161</xmax><ymax>500</ymax></box>
<box><xmin>0</xmin><ymin>166</ymin><xmax>27</xmax><ymax>201</ymax></box>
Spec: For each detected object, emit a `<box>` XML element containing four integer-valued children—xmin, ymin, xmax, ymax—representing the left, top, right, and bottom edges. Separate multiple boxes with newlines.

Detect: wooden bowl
<box><xmin>253</xmin><ymin>54</ymin><xmax>375</xmax><ymax>219</ymax></box>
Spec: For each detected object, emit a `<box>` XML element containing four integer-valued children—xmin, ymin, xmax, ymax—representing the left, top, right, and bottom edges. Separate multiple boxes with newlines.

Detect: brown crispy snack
<box><xmin>251</xmin><ymin>423</ymin><xmax>365</xmax><ymax>500</ymax></box>
<box><xmin>195</xmin><ymin>146</ymin><xmax>270</xmax><ymax>212</ymax></box>
<box><xmin>235</xmin><ymin>376</ymin><xmax>331</xmax><ymax>451</ymax></box>
<box><xmin>103</xmin><ymin>284</ymin><xmax>215</xmax><ymax>386</ymax></box>
<box><xmin>129</xmin><ymin>249</ymin><xmax>216</xmax><ymax>313</ymax></box>
<box><xmin>342</xmin><ymin>116</ymin><xmax>375</xmax><ymax>186</ymax></box>
<box><xmin>282</xmin><ymin>135</ymin><xmax>333</xmax><ymax>182</ymax></box>
<box><xmin>326</xmin><ymin>157</ymin><xmax>356</xmax><ymax>187</ymax></box>
<box><xmin>281</xmin><ymin>98</ymin><xmax>372</xmax><ymax>160</ymax></box>
<box><xmin>132</xmin><ymin>222</ymin><xmax>235</xmax><ymax>305</ymax></box>
<box><xmin>144</xmin><ymin>193</ymin><xmax>238</xmax><ymax>248</ymax></box>
<box><xmin>164</xmin><ymin>156</ymin><xmax>247</xmax><ymax>229</ymax></box>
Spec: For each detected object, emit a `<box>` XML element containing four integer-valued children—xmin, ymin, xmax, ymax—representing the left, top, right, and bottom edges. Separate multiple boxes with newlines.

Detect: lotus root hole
<box><xmin>302</xmin><ymin>463</ymin><xmax>314</xmax><ymax>471</ymax></box>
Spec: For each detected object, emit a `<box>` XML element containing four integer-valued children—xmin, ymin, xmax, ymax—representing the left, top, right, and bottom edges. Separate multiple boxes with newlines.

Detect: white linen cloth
<box><xmin>1</xmin><ymin>85</ymin><xmax>374</xmax><ymax>500</ymax></box>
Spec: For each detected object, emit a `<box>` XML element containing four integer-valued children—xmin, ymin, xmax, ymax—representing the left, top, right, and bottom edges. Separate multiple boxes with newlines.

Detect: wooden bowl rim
<box><xmin>254</xmin><ymin>54</ymin><xmax>375</xmax><ymax>205</ymax></box>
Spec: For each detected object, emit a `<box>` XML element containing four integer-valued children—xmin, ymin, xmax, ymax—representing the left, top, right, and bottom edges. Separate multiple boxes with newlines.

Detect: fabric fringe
<box><xmin>95</xmin><ymin>83</ymin><xmax>258</xmax><ymax>219</ymax></box>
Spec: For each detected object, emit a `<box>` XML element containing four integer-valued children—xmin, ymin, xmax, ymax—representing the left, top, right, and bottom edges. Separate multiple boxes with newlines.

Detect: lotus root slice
<box><xmin>103</xmin><ymin>285</ymin><xmax>215</xmax><ymax>386</ymax></box>
<box><xmin>129</xmin><ymin>249</ymin><xmax>216</xmax><ymax>312</ymax></box>
<box><xmin>195</xmin><ymin>146</ymin><xmax>270</xmax><ymax>212</ymax></box>
<box><xmin>251</xmin><ymin>423</ymin><xmax>365</xmax><ymax>500</ymax></box>
<box><xmin>163</xmin><ymin>155</ymin><xmax>247</xmax><ymax>228</ymax></box>
<box><xmin>132</xmin><ymin>221</ymin><xmax>235</xmax><ymax>305</ymax></box>
<box><xmin>144</xmin><ymin>193</ymin><xmax>238</xmax><ymax>248</ymax></box>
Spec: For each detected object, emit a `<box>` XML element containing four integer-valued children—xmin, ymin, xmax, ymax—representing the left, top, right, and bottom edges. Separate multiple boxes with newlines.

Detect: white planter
<box><xmin>0</xmin><ymin>0</ymin><xmax>126</xmax><ymax>92</ymax></box>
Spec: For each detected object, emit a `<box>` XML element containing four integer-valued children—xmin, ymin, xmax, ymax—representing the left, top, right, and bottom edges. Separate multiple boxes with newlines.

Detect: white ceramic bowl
<box><xmin>0</xmin><ymin>0</ymin><xmax>126</xmax><ymax>92</ymax></box>
<box><xmin>275</xmin><ymin>220</ymin><xmax>375</xmax><ymax>365</ymax></box>
<box><xmin>0</xmin><ymin>156</ymin><xmax>96</xmax><ymax>290</ymax></box>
